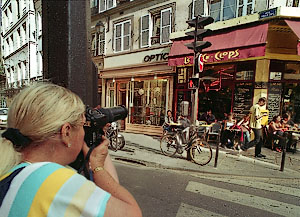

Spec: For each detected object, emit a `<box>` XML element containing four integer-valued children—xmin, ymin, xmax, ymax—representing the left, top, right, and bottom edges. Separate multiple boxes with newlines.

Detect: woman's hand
<box><xmin>82</xmin><ymin>136</ymin><xmax>109</xmax><ymax>169</ymax></box>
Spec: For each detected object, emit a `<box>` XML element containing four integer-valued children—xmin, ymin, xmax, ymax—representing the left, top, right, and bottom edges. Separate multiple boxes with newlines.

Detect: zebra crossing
<box><xmin>176</xmin><ymin>176</ymin><xmax>300</xmax><ymax>217</ymax></box>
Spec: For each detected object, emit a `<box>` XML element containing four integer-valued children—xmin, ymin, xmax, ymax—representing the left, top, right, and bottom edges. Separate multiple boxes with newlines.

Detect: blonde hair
<box><xmin>0</xmin><ymin>83</ymin><xmax>85</xmax><ymax>176</ymax></box>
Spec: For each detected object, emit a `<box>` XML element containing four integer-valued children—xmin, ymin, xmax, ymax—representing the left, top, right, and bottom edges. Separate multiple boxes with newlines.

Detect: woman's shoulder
<box><xmin>4</xmin><ymin>162</ymin><xmax>110</xmax><ymax>217</ymax></box>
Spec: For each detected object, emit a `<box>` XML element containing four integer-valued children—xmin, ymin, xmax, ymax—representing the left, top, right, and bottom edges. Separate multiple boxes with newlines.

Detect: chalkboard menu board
<box><xmin>233</xmin><ymin>82</ymin><xmax>254</xmax><ymax>120</ymax></box>
<box><xmin>267</xmin><ymin>83</ymin><xmax>282</xmax><ymax>121</ymax></box>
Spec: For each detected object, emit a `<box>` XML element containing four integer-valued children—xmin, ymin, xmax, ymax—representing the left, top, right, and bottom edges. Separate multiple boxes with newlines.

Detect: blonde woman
<box><xmin>0</xmin><ymin>83</ymin><xmax>142</xmax><ymax>217</ymax></box>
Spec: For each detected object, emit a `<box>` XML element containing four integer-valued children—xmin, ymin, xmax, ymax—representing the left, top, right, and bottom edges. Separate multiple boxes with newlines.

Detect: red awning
<box><xmin>169</xmin><ymin>23</ymin><xmax>269</xmax><ymax>66</ymax></box>
<box><xmin>285</xmin><ymin>20</ymin><xmax>300</xmax><ymax>55</ymax></box>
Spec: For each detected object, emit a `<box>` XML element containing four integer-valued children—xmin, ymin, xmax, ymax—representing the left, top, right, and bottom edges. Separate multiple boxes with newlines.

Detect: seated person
<box><xmin>221</xmin><ymin>113</ymin><xmax>238</xmax><ymax>149</ymax></box>
<box><xmin>163</xmin><ymin>110</ymin><xmax>174</xmax><ymax>133</ymax></box>
<box><xmin>178</xmin><ymin>115</ymin><xmax>191</xmax><ymax>143</ymax></box>
<box><xmin>282</xmin><ymin>113</ymin><xmax>299</xmax><ymax>152</ymax></box>
<box><xmin>268</xmin><ymin>115</ymin><xmax>285</xmax><ymax>152</ymax></box>
<box><xmin>237</xmin><ymin>113</ymin><xmax>251</xmax><ymax>145</ymax></box>
<box><xmin>199</xmin><ymin>109</ymin><xmax>216</xmax><ymax>125</ymax></box>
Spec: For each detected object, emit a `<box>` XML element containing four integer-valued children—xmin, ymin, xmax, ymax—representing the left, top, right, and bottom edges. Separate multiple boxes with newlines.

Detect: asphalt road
<box><xmin>115</xmin><ymin>161</ymin><xmax>300</xmax><ymax>217</ymax></box>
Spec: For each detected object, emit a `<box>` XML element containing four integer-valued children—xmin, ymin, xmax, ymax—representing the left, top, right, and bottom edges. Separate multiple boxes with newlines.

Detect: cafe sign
<box><xmin>174</xmin><ymin>45</ymin><xmax>265</xmax><ymax>66</ymax></box>
<box><xmin>202</xmin><ymin>49</ymin><xmax>240</xmax><ymax>63</ymax></box>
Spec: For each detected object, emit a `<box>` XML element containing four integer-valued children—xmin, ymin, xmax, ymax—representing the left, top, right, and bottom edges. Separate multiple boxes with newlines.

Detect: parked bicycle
<box><xmin>160</xmin><ymin>123</ymin><xmax>212</xmax><ymax>166</ymax></box>
<box><xmin>106</xmin><ymin>121</ymin><xmax>126</xmax><ymax>151</ymax></box>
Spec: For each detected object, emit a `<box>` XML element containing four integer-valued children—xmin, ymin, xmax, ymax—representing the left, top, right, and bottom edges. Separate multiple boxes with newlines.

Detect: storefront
<box><xmin>168</xmin><ymin>18</ymin><xmax>300</xmax><ymax>123</ymax></box>
<box><xmin>99</xmin><ymin>47</ymin><xmax>175</xmax><ymax>135</ymax></box>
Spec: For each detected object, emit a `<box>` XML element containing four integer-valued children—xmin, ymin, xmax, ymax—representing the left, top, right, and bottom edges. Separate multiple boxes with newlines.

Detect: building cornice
<box><xmin>3</xmin><ymin>42</ymin><xmax>30</xmax><ymax>60</ymax></box>
<box><xmin>2</xmin><ymin>10</ymin><xmax>34</xmax><ymax>38</ymax></box>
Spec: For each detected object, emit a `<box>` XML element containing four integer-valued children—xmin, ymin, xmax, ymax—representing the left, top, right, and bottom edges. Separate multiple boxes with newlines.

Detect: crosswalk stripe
<box><xmin>176</xmin><ymin>203</ymin><xmax>227</xmax><ymax>217</ymax></box>
<box><xmin>186</xmin><ymin>181</ymin><xmax>300</xmax><ymax>217</ymax></box>
<box><xmin>192</xmin><ymin>176</ymin><xmax>300</xmax><ymax>197</ymax></box>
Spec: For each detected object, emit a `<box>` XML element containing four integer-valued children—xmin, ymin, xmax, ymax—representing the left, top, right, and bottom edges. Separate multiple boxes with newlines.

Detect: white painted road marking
<box><xmin>192</xmin><ymin>176</ymin><xmax>300</xmax><ymax>198</ymax></box>
<box><xmin>176</xmin><ymin>203</ymin><xmax>227</xmax><ymax>217</ymax></box>
<box><xmin>186</xmin><ymin>181</ymin><xmax>300</xmax><ymax>217</ymax></box>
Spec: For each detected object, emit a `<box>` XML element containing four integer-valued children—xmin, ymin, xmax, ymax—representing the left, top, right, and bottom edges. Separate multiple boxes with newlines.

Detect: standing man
<box><xmin>241</xmin><ymin>97</ymin><xmax>267</xmax><ymax>158</ymax></box>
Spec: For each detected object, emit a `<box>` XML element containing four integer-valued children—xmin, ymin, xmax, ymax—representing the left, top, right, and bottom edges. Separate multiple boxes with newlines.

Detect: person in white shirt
<box><xmin>241</xmin><ymin>97</ymin><xmax>267</xmax><ymax>158</ymax></box>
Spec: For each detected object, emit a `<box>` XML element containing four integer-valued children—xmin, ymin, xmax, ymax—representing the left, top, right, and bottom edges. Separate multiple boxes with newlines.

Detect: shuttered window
<box><xmin>114</xmin><ymin>20</ymin><xmax>131</xmax><ymax>52</ymax></box>
<box><xmin>160</xmin><ymin>8</ymin><xmax>171</xmax><ymax>44</ymax></box>
<box><xmin>140</xmin><ymin>15</ymin><xmax>150</xmax><ymax>48</ymax></box>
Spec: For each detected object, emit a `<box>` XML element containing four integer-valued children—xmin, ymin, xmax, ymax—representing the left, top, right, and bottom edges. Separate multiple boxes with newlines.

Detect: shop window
<box><xmin>269</xmin><ymin>60</ymin><xmax>284</xmax><ymax>81</ymax></box>
<box><xmin>129</xmin><ymin>80</ymin><xmax>167</xmax><ymax>126</ymax></box>
<box><xmin>114</xmin><ymin>20</ymin><xmax>131</xmax><ymax>52</ymax></box>
<box><xmin>284</xmin><ymin>62</ymin><xmax>300</xmax><ymax>80</ymax></box>
<box><xmin>282</xmin><ymin>83</ymin><xmax>300</xmax><ymax>123</ymax></box>
<box><xmin>236</xmin><ymin>61</ymin><xmax>255</xmax><ymax>80</ymax></box>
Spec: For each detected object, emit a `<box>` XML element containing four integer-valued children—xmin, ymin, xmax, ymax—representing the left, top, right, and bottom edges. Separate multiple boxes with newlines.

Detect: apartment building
<box><xmin>1</xmin><ymin>0</ymin><xmax>42</xmax><ymax>106</ymax></box>
<box><xmin>91</xmin><ymin>0</ymin><xmax>300</xmax><ymax>135</ymax></box>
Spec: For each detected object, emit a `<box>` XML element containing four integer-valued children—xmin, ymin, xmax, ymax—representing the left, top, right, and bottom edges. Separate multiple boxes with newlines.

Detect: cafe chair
<box><xmin>207</xmin><ymin>122</ymin><xmax>222</xmax><ymax>144</ymax></box>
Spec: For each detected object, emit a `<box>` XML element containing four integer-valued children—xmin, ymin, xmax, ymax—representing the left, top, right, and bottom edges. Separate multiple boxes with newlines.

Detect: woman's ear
<box><xmin>60</xmin><ymin>123</ymin><xmax>72</xmax><ymax>146</ymax></box>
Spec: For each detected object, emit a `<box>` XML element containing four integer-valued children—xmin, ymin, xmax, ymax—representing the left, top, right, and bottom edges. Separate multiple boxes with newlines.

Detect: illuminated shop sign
<box><xmin>175</xmin><ymin>46</ymin><xmax>265</xmax><ymax>66</ymax></box>
<box><xmin>202</xmin><ymin>49</ymin><xmax>240</xmax><ymax>62</ymax></box>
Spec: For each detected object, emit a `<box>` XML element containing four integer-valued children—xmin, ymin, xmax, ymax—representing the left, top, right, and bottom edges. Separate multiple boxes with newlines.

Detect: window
<box><xmin>140</xmin><ymin>15</ymin><xmax>150</xmax><ymax>47</ymax></box>
<box><xmin>160</xmin><ymin>8</ymin><xmax>172</xmax><ymax>44</ymax></box>
<box><xmin>210</xmin><ymin>0</ymin><xmax>237</xmax><ymax>22</ymax></box>
<box><xmin>92</xmin><ymin>29</ymin><xmax>105</xmax><ymax>56</ymax></box>
<box><xmin>189</xmin><ymin>0</ymin><xmax>205</xmax><ymax>19</ymax></box>
<box><xmin>99</xmin><ymin>30</ymin><xmax>105</xmax><ymax>55</ymax></box>
<box><xmin>90</xmin><ymin>0</ymin><xmax>98</xmax><ymax>7</ymax></box>
<box><xmin>210</xmin><ymin>0</ymin><xmax>222</xmax><ymax>22</ymax></box>
<box><xmin>129</xmin><ymin>80</ymin><xmax>167</xmax><ymax>126</ymax></box>
<box><xmin>237</xmin><ymin>0</ymin><xmax>254</xmax><ymax>17</ymax></box>
<box><xmin>114</xmin><ymin>20</ymin><xmax>131</xmax><ymax>52</ymax></box>
<box><xmin>37</xmin><ymin>12</ymin><xmax>42</xmax><ymax>36</ymax></box>
<box><xmin>99</xmin><ymin>0</ymin><xmax>116</xmax><ymax>12</ymax></box>
<box><xmin>17</xmin><ymin>28</ymin><xmax>21</xmax><ymax>48</ymax></box>
<box><xmin>16</xmin><ymin>0</ymin><xmax>20</xmax><ymax>18</ymax></box>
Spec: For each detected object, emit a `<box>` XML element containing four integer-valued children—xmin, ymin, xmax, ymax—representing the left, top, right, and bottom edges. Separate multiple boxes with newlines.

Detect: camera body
<box><xmin>70</xmin><ymin>105</ymin><xmax>128</xmax><ymax>171</ymax></box>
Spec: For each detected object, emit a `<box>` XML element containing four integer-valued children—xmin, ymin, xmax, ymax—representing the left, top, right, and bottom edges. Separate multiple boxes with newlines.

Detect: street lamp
<box><xmin>95</xmin><ymin>21</ymin><xmax>105</xmax><ymax>33</ymax></box>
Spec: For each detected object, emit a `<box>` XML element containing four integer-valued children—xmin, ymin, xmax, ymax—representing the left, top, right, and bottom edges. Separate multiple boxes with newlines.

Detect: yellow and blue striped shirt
<box><xmin>0</xmin><ymin>162</ymin><xmax>110</xmax><ymax>217</ymax></box>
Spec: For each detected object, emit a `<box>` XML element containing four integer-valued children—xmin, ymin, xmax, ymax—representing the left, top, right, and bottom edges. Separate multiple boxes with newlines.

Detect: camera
<box><xmin>70</xmin><ymin>105</ymin><xmax>128</xmax><ymax>173</ymax></box>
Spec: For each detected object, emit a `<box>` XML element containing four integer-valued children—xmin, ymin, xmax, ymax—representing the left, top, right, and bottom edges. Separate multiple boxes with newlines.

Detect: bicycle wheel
<box><xmin>117</xmin><ymin>134</ymin><xmax>126</xmax><ymax>150</ymax></box>
<box><xmin>160</xmin><ymin>134</ymin><xmax>177</xmax><ymax>157</ymax></box>
<box><xmin>190</xmin><ymin>139</ymin><xmax>212</xmax><ymax>166</ymax></box>
<box><xmin>109</xmin><ymin>131</ymin><xmax>118</xmax><ymax>151</ymax></box>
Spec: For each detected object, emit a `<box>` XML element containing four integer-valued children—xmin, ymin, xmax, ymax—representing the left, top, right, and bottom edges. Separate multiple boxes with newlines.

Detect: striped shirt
<box><xmin>0</xmin><ymin>162</ymin><xmax>111</xmax><ymax>217</ymax></box>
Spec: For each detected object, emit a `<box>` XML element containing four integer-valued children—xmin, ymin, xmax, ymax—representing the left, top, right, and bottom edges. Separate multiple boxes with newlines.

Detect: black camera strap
<box><xmin>77</xmin><ymin>143</ymin><xmax>98</xmax><ymax>180</ymax></box>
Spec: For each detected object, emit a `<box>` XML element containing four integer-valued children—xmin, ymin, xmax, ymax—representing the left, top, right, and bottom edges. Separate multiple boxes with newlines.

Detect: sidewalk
<box><xmin>109</xmin><ymin>132</ymin><xmax>300</xmax><ymax>179</ymax></box>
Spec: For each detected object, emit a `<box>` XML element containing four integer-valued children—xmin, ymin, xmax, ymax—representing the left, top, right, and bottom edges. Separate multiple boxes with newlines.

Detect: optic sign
<box><xmin>198</xmin><ymin>54</ymin><xmax>204</xmax><ymax>72</ymax></box>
